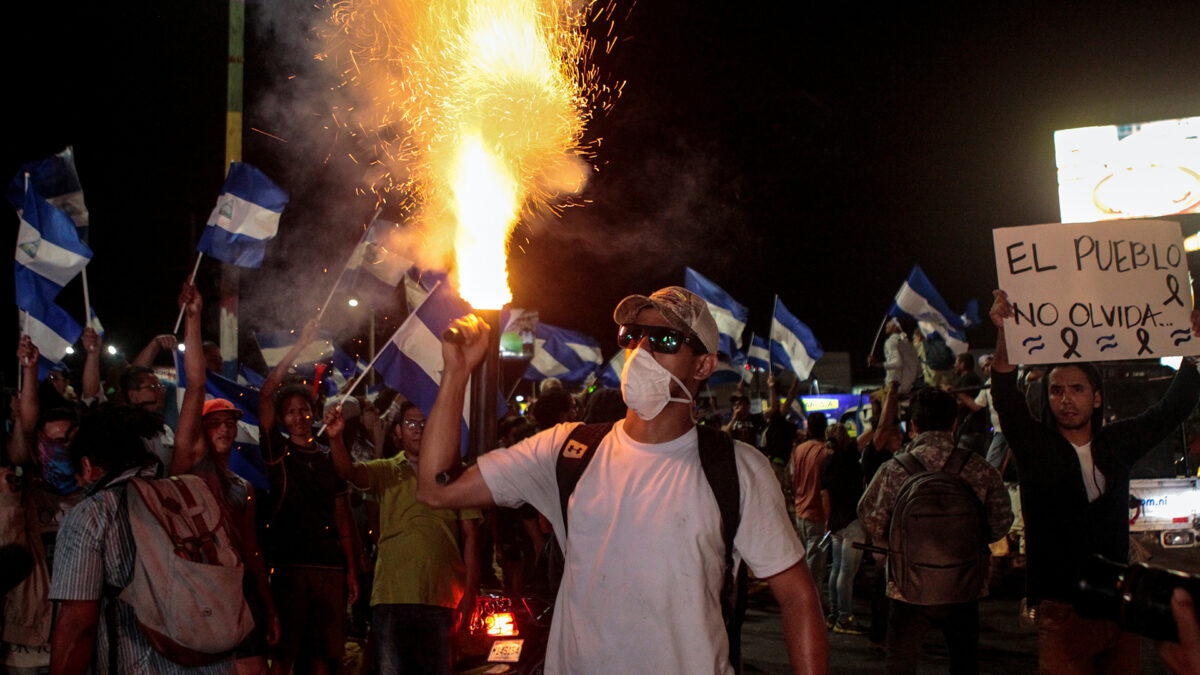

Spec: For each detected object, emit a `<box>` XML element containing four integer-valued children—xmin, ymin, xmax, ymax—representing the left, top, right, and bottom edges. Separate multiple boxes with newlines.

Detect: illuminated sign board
<box><xmin>1055</xmin><ymin>116</ymin><xmax>1200</xmax><ymax>223</ymax></box>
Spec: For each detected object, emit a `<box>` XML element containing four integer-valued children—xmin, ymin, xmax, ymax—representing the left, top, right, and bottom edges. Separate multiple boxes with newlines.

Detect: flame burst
<box><xmin>324</xmin><ymin>0</ymin><xmax>612</xmax><ymax>308</ymax></box>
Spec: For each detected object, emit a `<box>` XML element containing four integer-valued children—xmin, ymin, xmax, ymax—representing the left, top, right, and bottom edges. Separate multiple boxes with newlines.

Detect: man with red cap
<box><xmin>416</xmin><ymin>287</ymin><xmax>828</xmax><ymax>674</ymax></box>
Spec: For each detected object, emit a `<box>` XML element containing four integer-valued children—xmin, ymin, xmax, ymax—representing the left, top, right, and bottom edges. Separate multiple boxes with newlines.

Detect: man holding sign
<box><xmin>990</xmin><ymin>285</ymin><xmax>1200</xmax><ymax>673</ymax></box>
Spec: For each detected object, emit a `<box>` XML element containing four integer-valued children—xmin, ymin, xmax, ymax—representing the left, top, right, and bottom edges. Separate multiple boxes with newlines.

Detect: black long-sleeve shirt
<box><xmin>991</xmin><ymin>364</ymin><xmax>1200</xmax><ymax>603</ymax></box>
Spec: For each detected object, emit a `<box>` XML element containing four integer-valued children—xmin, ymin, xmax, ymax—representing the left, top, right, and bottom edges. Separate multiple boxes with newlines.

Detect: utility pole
<box><xmin>220</xmin><ymin>0</ymin><xmax>245</xmax><ymax>379</ymax></box>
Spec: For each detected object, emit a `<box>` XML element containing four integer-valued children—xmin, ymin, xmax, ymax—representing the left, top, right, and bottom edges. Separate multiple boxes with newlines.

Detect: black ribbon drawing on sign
<box><xmin>1136</xmin><ymin>328</ymin><xmax>1153</xmax><ymax>355</ymax></box>
<box><xmin>1061</xmin><ymin>327</ymin><xmax>1081</xmax><ymax>359</ymax></box>
<box><xmin>1164</xmin><ymin>274</ymin><xmax>1185</xmax><ymax>308</ymax></box>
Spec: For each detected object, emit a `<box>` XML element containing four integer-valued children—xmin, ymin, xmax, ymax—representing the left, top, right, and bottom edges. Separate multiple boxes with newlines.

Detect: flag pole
<box><xmin>315</xmin><ymin>279</ymin><xmax>435</xmax><ymax>436</ymax></box>
<box><xmin>172</xmin><ymin>253</ymin><xmax>205</xmax><ymax>333</ymax></box>
<box><xmin>867</xmin><ymin>313</ymin><xmax>889</xmax><ymax>363</ymax></box>
<box><xmin>316</xmin><ymin>206</ymin><xmax>384</xmax><ymax>324</ymax></box>
<box><xmin>81</xmin><ymin>269</ymin><xmax>92</xmax><ymax>331</ymax></box>
<box><xmin>505</xmin><ymin>377</ymin><xmax>523</xmax><ymax>405</ymax></box>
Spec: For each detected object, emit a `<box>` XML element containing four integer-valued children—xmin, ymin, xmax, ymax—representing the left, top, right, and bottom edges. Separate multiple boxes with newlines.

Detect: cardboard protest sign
<box><xmin>993</xmin><ymin>219</ymin><xmax>1193</xmax><ymax>364</ymax></box>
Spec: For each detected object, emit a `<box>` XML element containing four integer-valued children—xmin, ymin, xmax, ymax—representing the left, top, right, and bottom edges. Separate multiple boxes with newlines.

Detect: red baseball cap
<box><xmin>202</xmin><ymin>398</ymin><xmax>244</xmax><ymax>419</ymax></box>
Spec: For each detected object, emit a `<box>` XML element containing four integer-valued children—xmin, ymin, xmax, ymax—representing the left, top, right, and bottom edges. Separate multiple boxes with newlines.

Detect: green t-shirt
<box><xmin>359</xmin><ymin>454</ymin><xmax>481</xmax><ymax>608</ymax></box>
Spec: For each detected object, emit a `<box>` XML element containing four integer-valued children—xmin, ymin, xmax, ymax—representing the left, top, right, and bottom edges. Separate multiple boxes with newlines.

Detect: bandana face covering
<box><xmin>620</xmin><ymin>346</ymin><xmax>693</xmax><ymax>421</ymax></box>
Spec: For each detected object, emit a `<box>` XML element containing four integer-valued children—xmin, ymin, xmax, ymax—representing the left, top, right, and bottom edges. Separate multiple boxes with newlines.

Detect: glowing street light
<box><xmin>348</xmin><ymin>298</ymin><xmax>360</xmax><ymax>308</ymax></box>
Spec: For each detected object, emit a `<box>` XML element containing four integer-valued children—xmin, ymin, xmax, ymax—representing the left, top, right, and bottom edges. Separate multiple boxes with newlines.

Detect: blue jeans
<box><xmin>827</xmin><ymin>519</ymin><xmax>867</xmax><ymax>621</ymax></box>
<box><xmin>795</xmin><ymin>517</ymin><xmax>829</xmax><ymax>609</ymax></box>
<box><xmin>371</xmin><ymin>603</ymin><xmax>455</xmax><ymax>675</ymax></box>
<box><xmin>985</xmin><ymin>432</ymin><xmax>1009</xmax><ymax>470</ymax></box>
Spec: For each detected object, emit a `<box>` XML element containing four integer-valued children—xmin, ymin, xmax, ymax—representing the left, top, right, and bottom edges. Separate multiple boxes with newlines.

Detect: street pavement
<box><xmin>740</xmin><ymin>565</ymin><xmax>1177</xmax><ymax>674</ymax></box>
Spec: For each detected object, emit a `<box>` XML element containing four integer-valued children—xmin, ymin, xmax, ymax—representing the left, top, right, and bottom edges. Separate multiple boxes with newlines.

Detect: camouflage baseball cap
<box><xmin>613</xmin><ymin>286</ymin><xmax>719</xmax><ymax>354</ymax></box>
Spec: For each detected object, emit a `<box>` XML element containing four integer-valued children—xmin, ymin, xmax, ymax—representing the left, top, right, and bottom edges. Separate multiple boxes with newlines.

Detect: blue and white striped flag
<box><xmin>373</xmin><ymin>282</ymin><xmax>473</xmax><ymax>455</ymax></box>
<box><xmin>8</xmin><ymin>147</ymin><xmax>90</xmax><ymax>242</ymax></box>
<box><xmin>255</xmin><ymin>329</ymin><xmax>336</xmax><ymax>372</ymax></box>
<box><xmin>523</xmin><ymin>324</ymin><xmax>603</xmax><ymax>385</ymax></box>
<box><xmin>597</xmin><ymin>350</ymin><xmax>626</xmax><ymax>389</ymax></box>
<box><xmin>198</xmin><ymin>162</ymin><xmax>288</xmax><ymax>268</ymax></box>
<box><xmin>15</xmin><ymin>183</ymin><xmax>92</xmax><ymax>365</ymax></box>
<box><xmin>684</xmin><ymin>268</ymin><xmax>748</xmax><ymax>357</ymax></box>
<box><xmin>336</xmin><ymin>218</ymin><xmax>412</xmax><ymax>307</ymax></box>
<box><xmin>770</xmin><ymin>298</ymin><xmax>824</xmax><ymax>380</ymax></box>
<box><xmin>746</xmin><ymin>334</ymin><xmax>771</xmax><ymax>373</ymax></box>
<box><xmin>888</xmin><ymin>265</ymin><xmax>969</xmax><ymax>354</ymax></box>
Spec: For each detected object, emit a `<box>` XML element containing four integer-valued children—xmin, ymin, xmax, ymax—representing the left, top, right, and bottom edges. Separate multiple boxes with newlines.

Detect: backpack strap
<box><xmin>892</xmin><ymin>451</ymin><xmax>925</xmax><ymax>476</ymax></box>
<box><xmin>942</xmin><ymin>447</ymin><xmax>973</xmax><ymax>477</ymax></box>
<box><xmin>555</xmin><ymin>422</ymin><xmax>616</xmax><ymax>539</ymax></box>
<box><xmin>696</xmin><ymin>425</ymin><xmax>741</xmax><ymax>622</ymax></box>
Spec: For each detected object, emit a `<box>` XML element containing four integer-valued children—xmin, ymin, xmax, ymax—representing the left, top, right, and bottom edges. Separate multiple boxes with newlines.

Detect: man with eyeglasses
<box><xmin>416</xmin><ymin>286</ymin><xmax>828</xmax><ymax>674</ymax></box>
<box><xmin>325</xmin><ymin>401</ymin><xmax>481</xmax><ymax>675</ymax></box>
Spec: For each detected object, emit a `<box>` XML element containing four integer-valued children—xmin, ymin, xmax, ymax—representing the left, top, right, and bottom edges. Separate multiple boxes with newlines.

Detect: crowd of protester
<box><xmin>4</xmin><ymin>280</ymin><xmax>1200</xmax><ymax>675</ymax></box>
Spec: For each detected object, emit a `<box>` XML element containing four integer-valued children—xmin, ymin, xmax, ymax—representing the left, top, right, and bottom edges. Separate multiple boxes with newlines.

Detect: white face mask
<box><xmin>620</xmin><ymin>346</ymin><xmax>693</xmax><ymax>421</ymax></box>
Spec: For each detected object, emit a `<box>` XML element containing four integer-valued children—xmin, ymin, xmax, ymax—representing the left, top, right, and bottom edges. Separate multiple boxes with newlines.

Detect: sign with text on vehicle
<box><xmin>993</xmin><ymin>219</ymin><xmax>1193</xmax><ymax>364</ymax></box>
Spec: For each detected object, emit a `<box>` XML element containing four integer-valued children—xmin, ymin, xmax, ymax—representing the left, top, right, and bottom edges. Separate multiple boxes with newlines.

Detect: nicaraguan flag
<box><xmin>770</xmin><ymin>298</ymin><xmax>824</xmax><ymax>380</ymax></box>
<box><xmin>176</xmin><ymin>354</ymin><xmax>268</xmax><ymax>491</ymax></box>
<box><xmin>404</xmin><ymin>268</ymin><xmax>449</xmax><ymax>312</ymax></box>
<box><xmin>684</xmin><ymin>268</ymin><xmax>748</xmax><ymax>356</ymax></box>
<box><xmin>8</xmin><ymin>147</ymin><xmax>90</xmax><ymax>242</ymax></box>
<box><xmin>888</xmin><ymin>265</ymin><xmax>970</xmax><ymax>354</ymax></box>
<box><xmin>708</xmin><ymin>354</ymin><xmax>750</xmax><ymax>386</ymax></box>
<box><xmin>198</xmin><ymin>162</ymin><xmax>288</xmax><ymax>268</ymax></box>
<box><xmin>523</xmin><ymin>323</ymin><xmax>603</xmax><ymax>385</ymax></box>
<box><xmin>373</xmin><ymin>282</ymin><xmax>473</xmax><ymax>456</ymax></box>
<box><xmin>597</xmin><ymin>350</ymin><xmax>626</xmax><ymax>389</ymax></box>
<box><xmin>255</xmin><ymin>328</ymin><xmax>336</xmax><ymax>374</ymax></box>
<box><xmin>15</xmin><ymin>183</ymin><xmax>92</xmax><ymax>363</ymax></box>
<box><xmin>746</xmin><ymin>334</ymin><xmax>771</xmax><ymax>373</ymax></box>
<box><xmin>337</xmin><ymin>218</ymin><xmax>412</xmax><ymax>307</ymax></box>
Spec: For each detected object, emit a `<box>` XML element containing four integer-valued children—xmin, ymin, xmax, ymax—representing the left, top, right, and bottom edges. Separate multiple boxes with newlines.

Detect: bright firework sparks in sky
<box><xmin>323</xmin><ymin>0</ymin><xmax>617</xmax><ymax>309</ymax></box>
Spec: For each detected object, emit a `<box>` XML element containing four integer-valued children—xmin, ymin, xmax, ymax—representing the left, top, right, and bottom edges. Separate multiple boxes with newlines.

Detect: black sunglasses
<box><xmin>618</xmin><ymin>324</ymin><xmax>707</xmax><ymax>355</ymax></box>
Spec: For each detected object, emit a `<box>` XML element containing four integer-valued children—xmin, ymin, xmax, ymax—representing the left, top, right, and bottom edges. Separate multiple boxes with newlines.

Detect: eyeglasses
<box><xmin>401</xmin><ymin>419</ymin><xmax>426</xmax><ymax>430</ymax></box>
<box><xmin>617</xmin><ymin>324</ymin><xmax>706</xmax><ymax>355</ymax></box>
<box><xmin>132</xmin><ymin>382</ymin><xmax>165</xmax><ymax>392</ymax></box>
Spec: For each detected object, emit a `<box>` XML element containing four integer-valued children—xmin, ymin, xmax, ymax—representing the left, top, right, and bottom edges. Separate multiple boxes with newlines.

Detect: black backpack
<box><xmin>922</xmin><ymin>337</ymin><xmax>955</xmax><ymax>371</ymax></box>
<box><xmin>887</xmin><ymin>447</ymin><xmax>988</xmax><ymax>605</ymax></box>
<box><xmin>556</xmin><ymin>422</ymin><xmax>747</xmax><ymax>671</ymax></box>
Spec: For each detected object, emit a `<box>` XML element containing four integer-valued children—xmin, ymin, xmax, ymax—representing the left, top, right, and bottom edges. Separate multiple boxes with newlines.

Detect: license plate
<box><xmin>488</xmin><ymin>639</ymin><xmax>524</xmax><ymax>663</ymax></box>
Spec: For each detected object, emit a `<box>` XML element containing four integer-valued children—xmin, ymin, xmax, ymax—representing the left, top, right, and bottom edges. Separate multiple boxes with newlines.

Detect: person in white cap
<box><xmin>416</xmin><ymin>286</ymin><xmax>829</xmax><ymax>675</ymax></box>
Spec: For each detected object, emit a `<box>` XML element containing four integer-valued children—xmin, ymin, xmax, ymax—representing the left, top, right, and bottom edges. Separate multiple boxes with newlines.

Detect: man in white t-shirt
<box><xmin>417</xmin><ymin>287</ymin><xmax>829</xmax><ymax>674</ymax></box>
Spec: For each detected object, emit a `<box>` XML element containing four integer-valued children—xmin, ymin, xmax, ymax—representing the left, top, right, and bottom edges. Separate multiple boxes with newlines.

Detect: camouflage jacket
<box><xmin>857</xmin><ymin>431</ymin><xmax>1014</xmax><ymax>601</ymax></box>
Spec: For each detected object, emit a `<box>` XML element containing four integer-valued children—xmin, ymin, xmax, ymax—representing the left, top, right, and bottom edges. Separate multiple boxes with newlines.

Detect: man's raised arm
<box><xmin>416</xmin><ymin>313</ymin><xmax>497</xmax><ymax>510</ymax></box>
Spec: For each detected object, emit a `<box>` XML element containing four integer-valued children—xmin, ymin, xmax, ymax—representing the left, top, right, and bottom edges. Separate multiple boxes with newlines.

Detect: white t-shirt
<box><xmin>478</xmin><ymin>419</ymin><xmax>804</xmax><ymax>675</ymax></box>
<box><xmin>1071</xmin><ymin>441</ymin><xmax>1106</xmax><ymax>502</ymax></box>
<box><xmin>975</xmin><ymin>379</ymin><xmax>1001</xmax><ymax>432</ymax></box>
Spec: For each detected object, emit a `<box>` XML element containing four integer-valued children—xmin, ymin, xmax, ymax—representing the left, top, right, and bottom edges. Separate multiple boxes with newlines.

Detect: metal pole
<box><xmin>468</xmin><ymin>309</ymin><xmax>501</xmax><ymax>461</ymax></box>
<box><xmin>220</xmin><ymin>0</ymin><xmax>245</xmax><ymax>380</ymax></box>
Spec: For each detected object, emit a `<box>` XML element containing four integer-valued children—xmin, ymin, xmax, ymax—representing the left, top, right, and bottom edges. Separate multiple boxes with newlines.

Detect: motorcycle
<box><xmin>455</xmin><ymin>589</ymin><xmax>554</xmax><ymax>675</ymax></box>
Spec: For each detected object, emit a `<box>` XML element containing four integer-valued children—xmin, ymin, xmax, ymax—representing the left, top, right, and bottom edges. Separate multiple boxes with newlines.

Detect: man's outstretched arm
<box><xmin>767</xmin><ymin>561</ymin><xmax>830</xmax><ymax>674</ymax></box>
<box><xmin>416</xmin><ymin>313</ymin><xmax>497</xmax><ymax>510</ymax></box>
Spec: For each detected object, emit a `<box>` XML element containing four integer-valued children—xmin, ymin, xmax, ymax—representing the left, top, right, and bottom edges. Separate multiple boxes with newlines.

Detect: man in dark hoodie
<box><xmin>990</xmin><ymin>289</ymin><xmax>1200</xmax><ymax>673</ymax></box>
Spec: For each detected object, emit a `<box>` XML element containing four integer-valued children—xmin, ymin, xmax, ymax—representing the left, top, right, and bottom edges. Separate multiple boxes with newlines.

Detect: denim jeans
<box><xmin>827</xmin><ymin>519</ymin><xmax>867</xmax><ymax>621</ymax></box>
<box><xmin>371</xmin><ymin>603</ymin><xmax>455</xmax><ymax>675</ymax></box>
<box><xmin>795</xmin><ymin>517</ymin><xmax>829</xmax><ymax>608</ymax></box>
<box><xmin>985</xmin><ymin>432</ymin><xmax>1009</xmax><ymax>470</ymax></box>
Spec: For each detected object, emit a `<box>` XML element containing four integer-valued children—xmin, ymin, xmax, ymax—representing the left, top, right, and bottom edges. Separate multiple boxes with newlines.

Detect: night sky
<box><xmin>6</xmin><ymin>1</ymin><xmax>1200</xmax><ymax>386</ymax></box>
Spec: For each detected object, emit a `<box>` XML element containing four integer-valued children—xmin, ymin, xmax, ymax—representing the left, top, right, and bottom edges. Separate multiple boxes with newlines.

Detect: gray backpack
<box><xmin>887</xmin><ymin>448</ymin><xmax>988</xmax><ymax>605</ymax></box>
<box><xmin>118</xmin><ymin>474</ymin><xmax>254</xmax><ymax>666</ymax></box>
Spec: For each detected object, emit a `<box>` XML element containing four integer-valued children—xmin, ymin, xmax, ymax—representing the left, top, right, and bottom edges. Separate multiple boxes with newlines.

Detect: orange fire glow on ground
<box><xmin>323</xmin><ymin>0</ymin><xmax>617</xmax><ymax>308</ymax></box>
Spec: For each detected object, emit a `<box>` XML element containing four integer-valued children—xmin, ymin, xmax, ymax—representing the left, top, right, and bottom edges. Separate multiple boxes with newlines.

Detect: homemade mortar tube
<box><xmin>438</xmin><ymin>309</ymin><xmax>500</xmax><ymax>465</ymax></box>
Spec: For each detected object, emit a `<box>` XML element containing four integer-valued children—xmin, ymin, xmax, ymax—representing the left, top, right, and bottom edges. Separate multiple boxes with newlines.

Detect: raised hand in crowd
<box><xmin>171</xmin><ymin>282</ymin><xmax>206</xmax><ymax>475</ymax></box>
<box><xmin>80</xmin><ymin>327</ymin><xmax>102</xmax><ymax>402</ymax></box>
<box><xmin>132</xmin><ymin>333</ymin><xmax>178</xmax><ymax>368</ymax></box>
<box><xmin>14</xmin><ymin>337</ymin><xmax>40</xmax><ymax>463</ymax></box>
<box><xmin>325</xmin><ymin>404</ymin><xmax>369</xmax><ymax>490</ymax></box>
